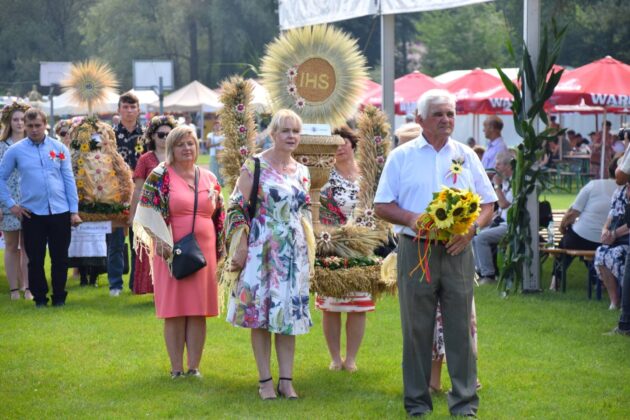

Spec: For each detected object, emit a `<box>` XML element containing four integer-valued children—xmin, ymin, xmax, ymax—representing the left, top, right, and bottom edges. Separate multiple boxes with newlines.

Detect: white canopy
<box><xmin>42</xmin><ymin>89</ymin><xmax>159</xmax><ymax>116</ymax></box>
<box><xmin>248</xmin><ymin>79</ymin><xmax>273</xmax><ymax>113</ymax></box>
<box><xmin>149</xmin><ymin>80</ymin><xmax>223</xmax><ymax>113</ymax></box>
<box><xmin>45</xmin><ymin>90</ymin><xmax>119</xmax><ymax>116</ymax></box>
<box><xmin>279</xmin><ymin>0</ymin><xmax>493</xmax><ymax>29</ymax></box>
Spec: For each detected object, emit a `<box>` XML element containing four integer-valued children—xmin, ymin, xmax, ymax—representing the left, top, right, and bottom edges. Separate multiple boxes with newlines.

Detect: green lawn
<box><xmin>1</xmin><ymin>192</ymin><xmax>629</xmax><ymax>419</ymax></box>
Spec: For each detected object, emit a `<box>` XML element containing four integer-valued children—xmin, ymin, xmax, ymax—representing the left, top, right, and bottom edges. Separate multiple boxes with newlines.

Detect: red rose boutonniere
<box><xmin>49</xmin><ymin>151</ymin><xmax>66</xmax><ymax>162</ymax></box>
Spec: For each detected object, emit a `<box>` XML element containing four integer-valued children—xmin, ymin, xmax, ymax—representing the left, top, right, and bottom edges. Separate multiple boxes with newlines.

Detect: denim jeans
<box><xmin>106</xmin><ymin>228</ymin><xmax>125</xmax><ymax>290</ymax></box>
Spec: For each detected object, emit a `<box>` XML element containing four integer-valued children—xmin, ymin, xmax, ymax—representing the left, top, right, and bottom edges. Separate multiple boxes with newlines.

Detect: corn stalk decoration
<box><xmin>498</xmin><ymin>23</ymin><xmax>567</xmax><ymax>294</ymax></box>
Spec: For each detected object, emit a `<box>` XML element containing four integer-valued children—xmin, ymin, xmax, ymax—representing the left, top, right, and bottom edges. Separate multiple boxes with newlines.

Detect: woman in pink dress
<box><xmin>129</xmin><ymin>115</ymin><xmax>177</xmax><ymax>294</ymax></box>
<box><xmin>133</xmin><ymin>126</ymin><xmax>224</xmax><ymax>378</ymax></box>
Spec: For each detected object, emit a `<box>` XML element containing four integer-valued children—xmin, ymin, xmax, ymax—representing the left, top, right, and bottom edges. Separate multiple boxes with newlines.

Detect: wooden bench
<box><xmin>539</xmin><ymin>211</ymin><xmax>601</xmax><ymax>299</ymax></box>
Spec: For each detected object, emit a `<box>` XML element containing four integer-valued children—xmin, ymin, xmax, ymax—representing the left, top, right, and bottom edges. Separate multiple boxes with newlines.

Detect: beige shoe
<box><xmin>23</xmin><ymin>289</ymin><xmax>33</xmax><ymax>300</ymax></box>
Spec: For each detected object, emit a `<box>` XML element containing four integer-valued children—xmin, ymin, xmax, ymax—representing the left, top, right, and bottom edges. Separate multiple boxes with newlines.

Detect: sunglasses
<box><xmin>155</xmin><ymin>132</ymin><xmax>169</xmax><ymax>139</ymax></box>
<box><xmin>59</xmin><ymin>131</ymin><xmax>68</xmax><ymax>137</ymax></box>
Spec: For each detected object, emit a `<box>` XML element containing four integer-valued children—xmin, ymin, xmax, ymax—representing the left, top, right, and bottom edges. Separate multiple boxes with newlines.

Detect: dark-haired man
<box><xmin>0</xmin><ymin>109</ymin><xmax>81</xmax><ymax>307</ymax></box>
<box><xmin>480</xmin><ymin>115</ymin><xmax>507</xmax><ymax>170</ymax></box>
<box><xmin>107</xmin><ymin>92</ymin><xmax>143</xmax><ymax>296</ymax></box>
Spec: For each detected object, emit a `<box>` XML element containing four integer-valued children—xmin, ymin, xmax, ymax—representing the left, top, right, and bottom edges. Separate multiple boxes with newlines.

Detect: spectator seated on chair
<box><xmin>549</xmin><ymin>157</ymin><xmax>620</xmax><ymax>290</ymax></box>
<box><xmin>473</xmin><ymin>150</ymin><xmax>514</xmax><ymax>285</ymax></box>
<box><xmin>594</xmin><ymin>180</ymin><xmax>629</xmax><ymax>310</ymax></box>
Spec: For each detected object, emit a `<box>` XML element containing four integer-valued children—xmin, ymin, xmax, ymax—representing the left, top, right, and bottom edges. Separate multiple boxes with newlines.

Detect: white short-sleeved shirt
<box><xmin>375</xmin><ymin>135</ymin><xmax>497</xmax><ymax>236</ymax></box>
<box><xmin>571</xmin><ymin>179</ymin><xmax>618</xmax><ymax>243</ymax></box>
<box><xmin>497</xmin><ymin>178</ymin><xmax>513</xmax><ymax>223</ymax></box>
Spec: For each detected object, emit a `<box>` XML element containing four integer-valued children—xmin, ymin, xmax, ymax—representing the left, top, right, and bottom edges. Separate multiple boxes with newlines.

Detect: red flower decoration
<box><xmin>49</xmin><ymin>151</ymin><xmax>56</xmax><ymax>159</ymax></box>
<box><xmin>58</xmin><ymin>152</ymin><xmax>65</xmax><ymax>160</ymax></box>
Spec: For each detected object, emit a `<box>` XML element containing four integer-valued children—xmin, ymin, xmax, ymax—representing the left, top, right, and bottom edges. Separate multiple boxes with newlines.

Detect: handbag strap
<box><xmin>191</xmin><ymin>166</ymin><xmax>199</xmax><ymax>233</ymax></box>
<box><xmin>248</xmin><ymin>157</ymin><xmax>260</xmax><ymax>220</ymax></box>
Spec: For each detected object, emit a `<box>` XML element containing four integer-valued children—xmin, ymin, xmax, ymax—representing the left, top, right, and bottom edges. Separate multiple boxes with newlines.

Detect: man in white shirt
<box><xmin>480</xmin><ymin>115</ymin><xmax>508</xmax><ymax>171</ymax></box>
<box><xmin>375</xmin><ymin>89</ymin><xmax>496</xmax><ymax>417</ymax></box>
<box><xmin>473</xmin><ymin>150</ymin><xmax>515</xmax><ymax>284</ymax></box>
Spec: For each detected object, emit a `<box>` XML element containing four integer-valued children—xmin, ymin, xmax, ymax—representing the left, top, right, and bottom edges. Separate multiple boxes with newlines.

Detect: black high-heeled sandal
<box><xmin>258</xmin><ymin>377</ymin><xmax>276</xmax><ymax>400</ymax></box>
<box><xmin>277</xmin><ymin>377</ymin><xmax>298</xmax><ymax>399</ymax></box>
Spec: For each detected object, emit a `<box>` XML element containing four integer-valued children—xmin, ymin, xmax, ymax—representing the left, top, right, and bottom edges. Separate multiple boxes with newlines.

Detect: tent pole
<box><xmin>522</xmin><ymin>0</ymin><xmax>541</xmax><ymax>292</ymax></box>
<box><xmin>600</xmin><ymin>109</ymin><xmax>607</xmax><ymax>179</ymax></box>
<box><xmin>380</xmin><ymin>13</ymin><xmax>395</xmax><ymax>129</ymax></box>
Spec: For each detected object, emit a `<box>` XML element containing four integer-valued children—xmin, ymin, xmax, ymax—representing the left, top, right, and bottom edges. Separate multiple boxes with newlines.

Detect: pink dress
<box><xmin>152</xmin><ymin>167</ymin><xmax>219</xmax><ymax>318</ymax></box>
<box><xmin>133</xmin><ymin>152</ymin><xmax>160</xmax><ymax>294</ymax></box>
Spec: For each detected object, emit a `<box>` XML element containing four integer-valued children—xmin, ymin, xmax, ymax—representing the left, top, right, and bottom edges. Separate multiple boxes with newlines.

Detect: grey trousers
<box><xmin>397</xmin><ymin>235</ymin><xmax>479</xmax><ymax>416</ymax></box>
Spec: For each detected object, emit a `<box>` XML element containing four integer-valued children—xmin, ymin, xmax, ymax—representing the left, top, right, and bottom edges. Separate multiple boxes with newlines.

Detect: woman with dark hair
<box><xmin>129</xmin><ymin>115</ymin><xmax>177</xmax><ymax>294</ymax></box>
<box><xmin>317</xmin><ymin>125</ymin><xmax>373</xmax><ymax>372</ymax></box>
<box><xmin>0</xmin><ymin>102</ymin><xmax>31</xmax><ymax>300</ymax></box>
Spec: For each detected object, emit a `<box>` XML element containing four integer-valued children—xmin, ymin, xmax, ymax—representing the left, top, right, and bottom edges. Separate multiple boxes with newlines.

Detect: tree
<box><xmin>413</xmin><ymin>3</ymin><xmax>514</xmax><ymax>76</ymax></box>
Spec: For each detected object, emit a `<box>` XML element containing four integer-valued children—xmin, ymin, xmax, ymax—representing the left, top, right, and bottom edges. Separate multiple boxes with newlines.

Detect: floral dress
<box><xmin>226</xmin><ymin>157</ymin><xmax>312</xmax><ymax>335</ymax></box>
<box><xmin>316</xmin><ymin>168</ymin><xmax>375</xmax><ymax>312</ymax></box>
<box><xmin>595</xmin><ymin>185</ymin><xmax>629</xmax><ymax>283</ymax></box>
<box><xmin>319</xmin><ymin>168</ymin><xmax>359</xmax><ymax>226</ymax></box>
<box><xmin>0</xmin><ymin>139</ymin><xmax>21</xmax><ymax>231</ymax></box>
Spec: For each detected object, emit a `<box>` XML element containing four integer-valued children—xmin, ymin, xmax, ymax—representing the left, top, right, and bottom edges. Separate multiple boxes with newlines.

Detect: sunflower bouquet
<box><xmin>411</xmin><ymin>186</ymin><xmax>481</xmax><ymax>282</ymax></box>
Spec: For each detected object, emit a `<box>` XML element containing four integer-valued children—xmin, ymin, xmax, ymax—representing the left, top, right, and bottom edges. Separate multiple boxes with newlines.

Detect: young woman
<box><xmin>0</xmin><ymin>102</ymin><xmax>31</xmax><ymax>300</ymax></box>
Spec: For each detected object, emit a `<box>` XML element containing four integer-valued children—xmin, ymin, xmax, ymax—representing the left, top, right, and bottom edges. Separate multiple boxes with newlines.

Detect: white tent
<box><xmin>128</xmin><ymin>89</ymin><xmax>159</xmax><ymax>112</ymax></box>
<box><xmin>45</xmin><ymin>90</ymin><xmax>119</xmax><ymax>116</ymax></box>
<box><xmin>43</xmin><ymin>89</ymin><xmax>159</xmax><ymax>116</ymax></box>
<box><xmin>149</xmin><ymin>80</ymin><xmax>223</xmax><ymax>113</ymax></box>
<box><xmin>248</xmin><ymin>79</ymin><xmax>273</xmax><ymax>113</ymax></box>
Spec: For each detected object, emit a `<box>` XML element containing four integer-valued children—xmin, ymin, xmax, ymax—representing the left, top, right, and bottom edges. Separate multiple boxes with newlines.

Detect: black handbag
<box><xmin>171</xmin><ymin>167</ymin><xmax>207</xmax><ymax>280</ymax></box>
<box><xmin>247</xmin><ymin>157</ymin><xmax>261</xmax><ymax>219</ymax></box>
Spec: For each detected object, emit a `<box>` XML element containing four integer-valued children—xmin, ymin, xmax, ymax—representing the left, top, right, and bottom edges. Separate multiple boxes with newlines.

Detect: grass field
<box><xmin>0</xmin><ymin>191</ymin><xmax>629</xmax><ymax>419</ymax></box>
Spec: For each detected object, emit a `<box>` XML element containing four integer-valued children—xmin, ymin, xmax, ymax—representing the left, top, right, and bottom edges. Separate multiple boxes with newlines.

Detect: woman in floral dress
<box><xmin>226</xmin><ymin>109</ymin><xmax>313</xmax><ymax>400</ymax></box>
<box><xmin>317</xmin><ymin>125</ymin><xmax>374</xmax><ymax>372</ymax></box>
<box><xmin>0</xmin><ymin>102</ymin><xmax>31</xmax><ymax>300</ymax></box>
<box><xmin>594</xmin><ymin>184</ymin><xmax>629</xmax><ymax>309</ymax></box>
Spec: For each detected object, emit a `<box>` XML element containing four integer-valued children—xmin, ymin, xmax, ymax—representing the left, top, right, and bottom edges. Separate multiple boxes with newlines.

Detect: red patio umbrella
<box><xmin>444</xmin><ymin>68</ymin><xmax>503</xmax><ymax>114</ymax></box>
<box><xmin>550</xmin><ymin>56</ymin><xmax>630</xmax><ymax>111</ymax></box>
<box><xmin>362</xmin><ymin>70</ymin><xmax>443</xmax><ymax>115</ymax></box>
<box><xmin>550</xmin><ymin>57</ymin><xmax>630</xmax><ymax>178</ymax></box>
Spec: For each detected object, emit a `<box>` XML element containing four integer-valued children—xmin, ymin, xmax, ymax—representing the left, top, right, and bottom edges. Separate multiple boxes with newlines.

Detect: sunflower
<box><xmin>449</xmin><ymin>201</ymin><xmax>468</xmax><ymax>222</ymax></box>
<box><xmin>80</xmin><ymin>143</ymin><xmax>90</xmax><ymax>152</ymax></box>
<box><xmin>77</xmin><ymin>158</ymin><xmax>85</xmax><ymax>166</ymax></box>
<box><xmin>428</xmin><ymin>202</ymin><xmax>453</xmax><ymax>230</ymax></box>
<box><xmin>466</xmin><ymin>195</ymin><xmax>482</xmax><ymax>219</ymax></box>
<box><xmin>76</xmin><ymin>180</ymin><xmax>85</xmax><ymax>188</ymax></box>
<box><xmin>77</xmin><ymin>168</ymin><xmax>86</xmax><ymax>176</ymax></box>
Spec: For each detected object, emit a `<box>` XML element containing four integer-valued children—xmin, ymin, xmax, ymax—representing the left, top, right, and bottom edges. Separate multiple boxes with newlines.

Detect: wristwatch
<box><xmin>472</xmin><ymin>221</ymin><xmax>480</xmax><ymax>234</ymax></box>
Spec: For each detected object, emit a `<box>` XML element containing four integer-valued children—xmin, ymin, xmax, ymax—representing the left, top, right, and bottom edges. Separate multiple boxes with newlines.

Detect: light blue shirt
<box><xmin>0</xmin><ymin>136</ymin><xmax>78</xmax><ymax>216</ymax></box>
<box><xmin>481</xmin><ymin>136</ymin><xmax>508</xmax><ymax>170</ymax></box>
<box><xmin>375</xmin><ymin>135</ymin><xmax>497</xmax><ymax>237</ymax></box>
